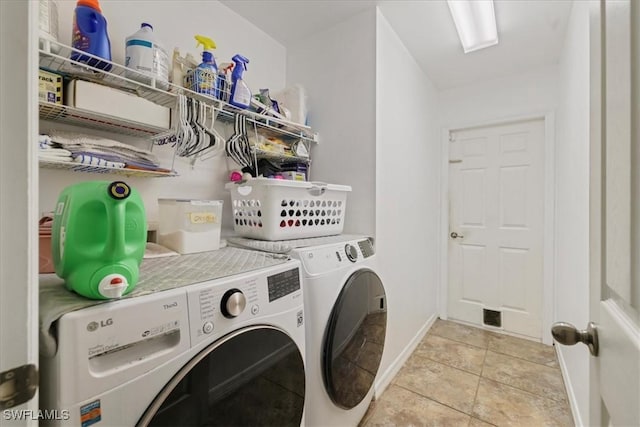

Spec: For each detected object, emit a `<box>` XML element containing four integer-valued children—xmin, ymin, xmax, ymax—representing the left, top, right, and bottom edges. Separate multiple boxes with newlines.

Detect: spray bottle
<box><xmin>229</xmin><ymin>54</ymin><xmax>251</xmax><ymax>109</ymax></box>
<box><xmin>189</xmin><ymin>35</ymin><xmax>218</xmax><ymax>98</ymax></box>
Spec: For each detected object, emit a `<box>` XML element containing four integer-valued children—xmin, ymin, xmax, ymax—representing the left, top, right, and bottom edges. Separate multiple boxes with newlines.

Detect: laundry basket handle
<box><xmin>308</xmin><ymin>181</ymin><xmax>327</xmax><ymax>196</ymax></box>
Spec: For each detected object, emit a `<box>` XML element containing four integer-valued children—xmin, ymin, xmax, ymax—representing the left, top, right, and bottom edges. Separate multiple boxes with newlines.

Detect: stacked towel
<box><xmin>48</xmin><ymin>131</ymin><xmax>164</xmax><ymax>171</ymax></box>
<box><xmin>39</xmin><ymin>134</ymin><xmax>73</xmax><ymax>162</ymax></box>
<box><xmin>73</xmin><ymin>154</ymin><xmax>125</xmax><ymax>169</ymax></box>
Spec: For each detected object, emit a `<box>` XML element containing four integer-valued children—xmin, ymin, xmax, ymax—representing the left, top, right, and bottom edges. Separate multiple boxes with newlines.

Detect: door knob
<box><xmin>551</xmin><ymin>321</ymin><xmax>599</xmax><ymax>356</ymax></box>
<box><xmin>450</xmin><ymin>232</ymin><xmax>464</xmax><ymax>239</ymax></box>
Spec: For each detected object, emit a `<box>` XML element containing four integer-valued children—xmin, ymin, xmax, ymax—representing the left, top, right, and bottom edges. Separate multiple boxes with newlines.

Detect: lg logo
<box><xmin>86</xmin><ymin>318</ymin><xmax>113</xmax><ymax>332</ymax></box>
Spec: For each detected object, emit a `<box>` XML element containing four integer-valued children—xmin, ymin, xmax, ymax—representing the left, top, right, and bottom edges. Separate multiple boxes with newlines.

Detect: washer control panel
<box><xmin>267</xmin><ymin>268</ymin><xmax>301</xmax><ymax>302</ymax></box>
<box><xmin>186</xmin><ymin>261</ymin><xmax>303</xmax><ymax>347</ymax></box>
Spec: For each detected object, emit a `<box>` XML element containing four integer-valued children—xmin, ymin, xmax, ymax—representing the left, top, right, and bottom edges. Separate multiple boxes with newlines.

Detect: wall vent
<box><xmin>483</xmin><ymin>309</ymin><xmax>502</xmax><ymax>327</ymax></box>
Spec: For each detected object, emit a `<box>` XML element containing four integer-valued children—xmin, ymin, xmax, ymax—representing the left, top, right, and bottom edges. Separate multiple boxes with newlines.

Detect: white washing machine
<box><xmin>291</xmin><ymin>237</ymin><xmax>387</xmax><ymax>427</ymax></box>
<box><xmin>40</xmin><ymin>260</ymin><xmax>306</xmax><ymax>426</ymax></box>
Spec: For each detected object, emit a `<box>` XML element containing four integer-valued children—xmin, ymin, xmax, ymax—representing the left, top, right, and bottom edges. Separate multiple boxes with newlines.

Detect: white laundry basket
<box><xmin>226</xmin><ymin>178</ymin><xmax>351</xmax><ymax>241</ymax></box>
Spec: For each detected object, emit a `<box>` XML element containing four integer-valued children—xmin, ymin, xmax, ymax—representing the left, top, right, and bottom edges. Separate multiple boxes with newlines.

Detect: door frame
<box><xmin>438</xmin><ymin>111</ymin><xmax>556</xmax><ymax>344</ymax></box>
<box><xmin>0</xmin><ymin>0</ymin><xmax>40</xmax><ymax>420</ymax></box>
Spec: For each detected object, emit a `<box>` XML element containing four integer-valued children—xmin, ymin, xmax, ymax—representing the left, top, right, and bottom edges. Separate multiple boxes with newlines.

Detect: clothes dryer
<box><xmin>291</xmin><ymin>237</ymin><xmax>386</xmax><ymax>427</ymax></box>
<box><xmin>40</xmin><ymin>260</ymin><xmax>305</xmax><ymax>426</ymax></box>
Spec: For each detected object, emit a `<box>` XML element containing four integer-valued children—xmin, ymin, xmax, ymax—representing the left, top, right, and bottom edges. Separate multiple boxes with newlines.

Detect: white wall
<box><xmin>554</xmin><ymin>2</ymin><xmax>592</xmax><ymax>426</ymax></box>
<box><xmin>40</xmin><ymin>0</ymin><xmax>287</xmax><ymax>232</ymax></box>
<box><xmin>286</xmin><ymin>9</ymin><xmax>377</xmax><ymax>236</ymax></box>
<box><xmin>375</xmin><ymin>8</ymin><xmax>440</xmax><ymax>388</ymax></box>
<box><xmin>439</xmin><ymin>64</ymin><xmax>559</xmax><ymax>129</ymax></box>
<box><xmin>286</xmin><ymin>7</ymin><xmax>440</xmax><ymax>393</ymax></box>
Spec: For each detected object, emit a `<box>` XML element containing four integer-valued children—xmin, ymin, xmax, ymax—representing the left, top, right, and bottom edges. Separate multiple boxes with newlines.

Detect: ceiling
<box><xmin>221</xmin><ymin>0</ymin><xmax>573</xmax><ymax>90</ymax></box>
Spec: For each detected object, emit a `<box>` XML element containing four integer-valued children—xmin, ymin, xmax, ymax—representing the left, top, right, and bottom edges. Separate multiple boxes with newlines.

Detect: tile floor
<box><xmin>360</xmin><ymin>319</ymin><xmax>574</xmax><ymax>427</ymax></box>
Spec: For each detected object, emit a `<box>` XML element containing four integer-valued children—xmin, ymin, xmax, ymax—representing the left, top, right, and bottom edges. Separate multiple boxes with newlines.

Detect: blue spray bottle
<box><xmin>229</xmin><ymin>54</ymin><xmax>251</xmax><ymax>109</ymax></box>
<box><xmin>189</xmin><ymin>35</ymin><xmax>218</xmax><ymax>98</ymax></box>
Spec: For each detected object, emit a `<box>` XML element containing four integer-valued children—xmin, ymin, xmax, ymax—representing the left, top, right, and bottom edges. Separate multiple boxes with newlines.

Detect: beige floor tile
<box><xmin>483</xmin><ymin>351</ymin><xmax>567</xmax><ymax>403</ymax></box>
<box><xmin>469</xmin><ymin>417</ymin><xmax>497</xmax><ymax>427</ymax></box>
<box><xmin>488</xmin><ymin>333</ymin><xmax>558</xmax><ymax>367</ymax></box>
<box><xmin>414</xmin><ymin>334</ymin><xmax>486</xmax><ymax>375</ymax></box>
<box><xmin>363</xmin><ymin>385</ymin><xmax>471</xmax><ymax>427</ymax></box>
<box><xmin>472</xmin><ymin>378</ymin><xmax>573</xmax><ymax>427</ymax></box>
<box><xmin>359</xmin><ymin>399</ymin><xmax>378</xmax><ymax>427</ymax></box>
<box><xmin>395</xmin><ymin>354</ymin><xmax>480</xmax><ymax>414</ymax></box>
<box><xmin>429</xmin><ymin>319</ymin><xmax>494</xmax><ymax>349</ymax></box>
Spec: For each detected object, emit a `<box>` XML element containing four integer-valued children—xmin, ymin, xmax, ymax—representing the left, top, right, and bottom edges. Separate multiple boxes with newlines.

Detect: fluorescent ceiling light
<box><xmin>447</xmin><ymin>0</ymin><xmax>498</xmax><ymax>53</ymax></box>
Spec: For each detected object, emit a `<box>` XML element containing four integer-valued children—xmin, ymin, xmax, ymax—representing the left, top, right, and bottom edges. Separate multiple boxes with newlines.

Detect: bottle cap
<box><xmin>141</xmin><ymin>23</ymin><xmax>153</xmax><ymax>30</ymax></box>
<box><xmin>77</xmin><ymin>0</ymin><xmax>102</xmax><ymax>13</ymax></box>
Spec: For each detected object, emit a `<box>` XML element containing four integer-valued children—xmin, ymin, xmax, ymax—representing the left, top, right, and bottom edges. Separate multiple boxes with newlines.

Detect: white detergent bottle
<box><xmin>125</xmin><ymin>23</ymin><xmax>169</xmax><ymax>89</ymax></box>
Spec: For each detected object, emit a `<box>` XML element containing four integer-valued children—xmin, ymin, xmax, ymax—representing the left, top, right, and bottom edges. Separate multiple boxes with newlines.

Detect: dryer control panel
<box><xmin>298</xmin><ymin>239</ymin><xmax>375</xmax><ymax>276</ymax></box>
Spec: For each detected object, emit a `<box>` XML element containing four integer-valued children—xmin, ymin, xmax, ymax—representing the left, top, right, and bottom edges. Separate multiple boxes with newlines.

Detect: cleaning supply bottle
<box><xmin>229</xmin><ymin>54</ymin><xmax>251</xmax><ymax>109</ymax></box>
<box><xmin>51</xmin><ymin>181</ymin><xmax>147</xmax><ymax>300</ymax></box>
<box><xmin>125</xmin><ymin>23</ymin><xmax>169</xmax><ymax>90</ymax></box>
<box><xmin>190</xmin><ymin>35</ymin><xmax>218</xmax><ymax>98</ymax></box>
<box><xmin>70</xmin><ymin>0</ymin><xmax>112</xmax><ymax>71</ymax></box>
<box><xmin>217</xmin><ymin>62</ymin><xmax>233</xmax><ymax>102</ymax></box>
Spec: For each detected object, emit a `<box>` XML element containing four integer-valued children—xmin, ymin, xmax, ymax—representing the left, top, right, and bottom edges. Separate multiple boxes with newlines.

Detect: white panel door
<box><xmin>448</xmin><ymin>119</ymin><xmax>545</xmax><ymax>339</ymax></box>
<box><xmin>584</xmin><ymin>1</ymin><xmax>639</xmax><ymax>425</ymax></box>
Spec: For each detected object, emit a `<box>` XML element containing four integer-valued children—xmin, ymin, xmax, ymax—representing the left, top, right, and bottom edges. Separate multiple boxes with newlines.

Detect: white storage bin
<box><xmin>158</xmin><ymin>199</ymin><xmax>223</xmax><ymax>254</ymax></box>
<box><xmin>226</xmin><ymin>178</ymin><xmax>351</xmax><ymax>241</ymax></box>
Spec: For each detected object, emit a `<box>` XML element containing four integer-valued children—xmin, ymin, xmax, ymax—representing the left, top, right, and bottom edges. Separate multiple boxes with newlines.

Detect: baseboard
<box><xmin>555</xmin><ymin>344</ymin><xmax>583</xmax><ymax>427</ymax></box>
<box><xmin>373</xmin><ymin>313</ymin><xmax>437</xmax><ymax>399</ymax></box>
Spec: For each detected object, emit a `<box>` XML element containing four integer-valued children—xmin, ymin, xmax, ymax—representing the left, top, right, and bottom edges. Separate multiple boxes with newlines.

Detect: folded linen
<box><xmin>39</xmin><ymin>147</ymin><xmax>72</xmax><ymax>157</ymax></box>
<box><xmin>73</xmin><ymin>154</ymin><xmax>125</xmax><ymax>169</ymax></box>
<box><xmin>39</xmin><ymin>134</ymin><xmax>53</xmax><ymax>149</ymax></box>
<box><xmin>39</xmin><ymin>153</ymin><xmax>73</xmax><ymax>162</ymax></box>
<box><xmin>49</xmin><ymin>131</ymin><xmax>158</xmax><ymax>160</ymax></box>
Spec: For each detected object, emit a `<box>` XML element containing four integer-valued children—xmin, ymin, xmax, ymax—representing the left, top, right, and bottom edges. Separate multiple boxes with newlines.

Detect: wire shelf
<box><xmin>253</xmin><ymin>149</ymin><xmax>310</xmax><ymax>164</ymax></box>
<box><xmin>39</xmin><ymin>102</ymin><xmax>168</xmax><ymax>137</ymax></box>
<box><xmin>39</xmin><ymin>38</ymin><xmax>319</xmax><ymax>145</ymax></box>
<box><xmin>39</xmin><ymin>38</ymin><xmax>178</xmax><ymax>108</ymax></box>
<box><xmin>39</xmin><ymin>159</ymin><xmax>177</xmax><ymax>178</ymax></box>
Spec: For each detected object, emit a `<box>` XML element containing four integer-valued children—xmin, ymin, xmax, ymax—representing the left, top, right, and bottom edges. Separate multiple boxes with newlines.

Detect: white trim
<box><xmin>438</xmin><ymin>111</ymin><xmax>556</xmax><ymax>344</ymax></box>
<box><xmin>542</xmin><ymin>112</ymin><xmax>556</xmax><ymax>345</ymax></box>
<box><xmin>0</xmin><ymin>0</ymin><xmax>40</xmax><ymax>419</ymax></box>
<box><xmin>438</xmin><ymin>129</ymin><xmax>450</xmax><ymax>321</ymax></box>
<box><xmin>556</xmin><ymin>345</ymin><xmax>585</xmax><ymax>427</ymax></box>
<box><xmin>373</xmin><ymin>313</ymin><xmax>436</xmax><ymax>398</ymax></box>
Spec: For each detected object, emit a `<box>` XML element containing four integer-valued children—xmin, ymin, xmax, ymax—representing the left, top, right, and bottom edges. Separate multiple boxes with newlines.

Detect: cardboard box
<box><xmin>39</xmin><ymin>69</ymin><xmax>63</xmax><ymax>105</ymax></box>
<box><xmin>65</xmin><ymin>79</ymin><xmax>171</xmax><ymax>129</ymax></box>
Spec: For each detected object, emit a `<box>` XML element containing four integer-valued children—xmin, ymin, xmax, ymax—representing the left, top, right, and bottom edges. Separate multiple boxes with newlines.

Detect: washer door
<box><xmin>323</xmin><ymin>269</ymin><xmax>387</xmax><ymax>409</ymax></box>
<box><xmin>138</xmin><ymin>326</ymin><xmax>305</xmax><ymax>427</ymax></box>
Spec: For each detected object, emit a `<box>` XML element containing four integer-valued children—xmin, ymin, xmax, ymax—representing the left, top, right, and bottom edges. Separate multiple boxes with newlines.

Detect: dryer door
<box><xmin>137</xmin><ymin>326</ymin><xmax>305</xmax><ymax>427</ymax></box>
<box><xmin>323</xmin><ymin>269</ymin><xmax>387</xmax><ymax>409</ymax></box>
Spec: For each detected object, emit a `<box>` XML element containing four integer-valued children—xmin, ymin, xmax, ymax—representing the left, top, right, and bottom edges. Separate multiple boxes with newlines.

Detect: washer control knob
<box><xmin>221</xmin><ymin>289</ymin><xmax>246</xmax><ymax>318</ymax></box>
<box><xmin>345</xmin><ymin>244</ymin><xmax>358</xmax><ymax>262</ymax></box>
<box><xmin>202</xmin><ymin>321</ymin><xmax>214</xmax><ymax>334</ymax></box>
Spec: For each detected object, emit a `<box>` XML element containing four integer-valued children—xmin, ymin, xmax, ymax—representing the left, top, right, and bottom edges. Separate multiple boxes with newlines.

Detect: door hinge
<box><xmin>0</xmin><ymin>364</ymin><xmax>38</xmax><ymax>409</ymax></box>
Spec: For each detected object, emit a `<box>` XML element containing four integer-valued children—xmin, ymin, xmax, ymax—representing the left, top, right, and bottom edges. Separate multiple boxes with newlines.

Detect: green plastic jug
<box><xmin>51</xmin><ymin>181</ymin><xmax>147</xmax><ymax>299</ymax></box>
